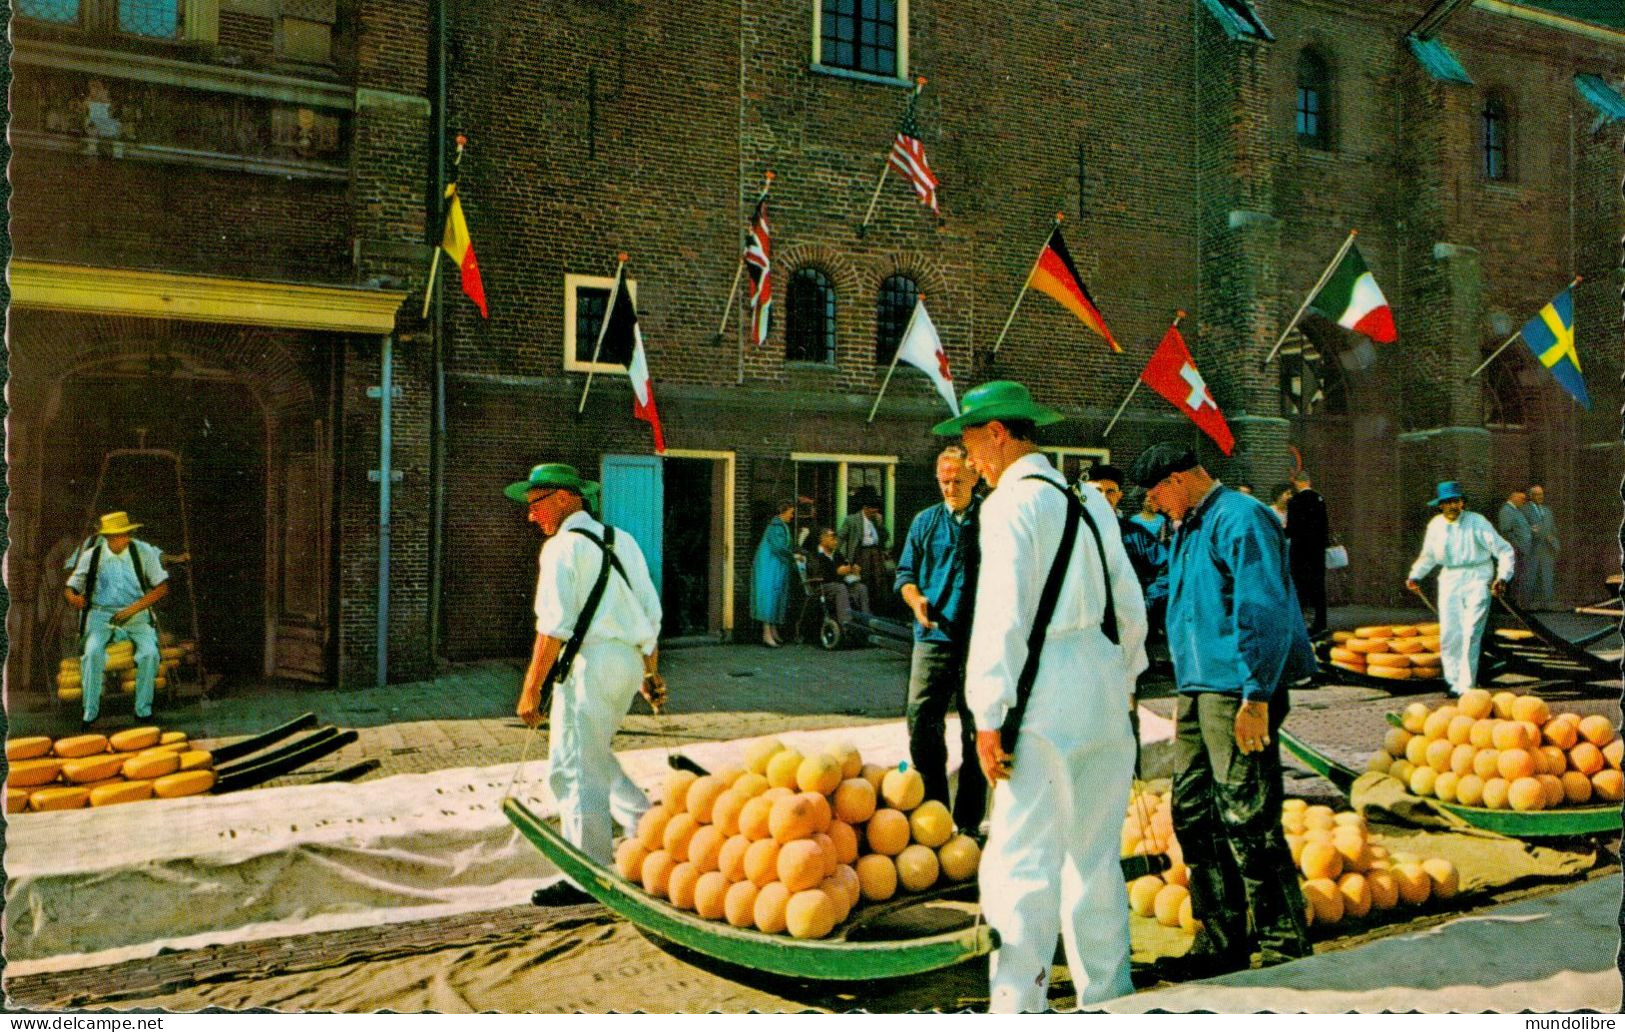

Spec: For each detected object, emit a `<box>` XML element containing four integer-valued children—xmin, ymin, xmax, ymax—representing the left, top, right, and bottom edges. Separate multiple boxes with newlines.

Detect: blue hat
<box><xmin>1428</xmin><ymin>481</ymin><xmax>1465</xmax><ymax>507</ymax></box>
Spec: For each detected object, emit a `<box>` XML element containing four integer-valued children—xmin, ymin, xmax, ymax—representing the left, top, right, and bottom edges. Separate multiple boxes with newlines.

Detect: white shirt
<box><xmin>1407</xmin><ymin>510</ymin><xmax>1516</xmax><ymax>583</ymax></box>
<box><xmin>964</xmin><ymin>452</ymin><xmax>1148</xmax><ymax>732</ymax></box>
<box><xmin>534</xmin><ymin>510</ymin><xmax>662</xmax><ymax>656</ymax></box>
<box><xmin>861</xmin><ymin>515</ymin><xmax>879</xmax><ymax>547</ymax></box>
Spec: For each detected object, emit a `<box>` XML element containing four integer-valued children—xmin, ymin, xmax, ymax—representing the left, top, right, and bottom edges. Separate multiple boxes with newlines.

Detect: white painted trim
<box><xmin>563</xmin><ymin>273</ymin><xmax>638</xmax><ymax>374</ymax></box>
<box><xmin>809</xmin><ymin>0</ymin><xmax>909</xmax><ymax>79</ymax></box>
<box><xmin>790</xmin><ymin>452</ymin><xmax>900</xmax><ymax>464</ymax></box>
<box><xmin>663</xmin><ymin>449</ymin><xmax>736</xmax><ymax>631</ymax></box>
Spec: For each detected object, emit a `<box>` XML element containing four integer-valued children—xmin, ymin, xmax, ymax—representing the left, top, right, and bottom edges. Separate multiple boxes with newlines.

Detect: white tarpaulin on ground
<box><xmin>1105</xmin><ymin>874</ymin><xmax>1622</xmax><ymax>1013</ymax></box>
<box><xmin>3</xmin><ymin>722</ymin><xmax>920</xmax><ymax>975</ymax></box>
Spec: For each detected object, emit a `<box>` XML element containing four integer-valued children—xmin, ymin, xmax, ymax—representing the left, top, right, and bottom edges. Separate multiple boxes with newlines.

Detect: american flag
<box><xmin>889</xmin><ymin>90</ymin><xmax>938</xmax><ymax>213</ymax></box>
<box><xmin>744</xmin><ymin>190</ymin><xmax>772</xmax><ymax>347</ymax></box>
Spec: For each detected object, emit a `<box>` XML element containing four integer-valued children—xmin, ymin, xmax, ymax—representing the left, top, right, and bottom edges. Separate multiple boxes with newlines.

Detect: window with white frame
<box><xmin>791</xmin><ymin>453</ymin><xmax>897</xmax><ymax>548</ymax></box>
<box><xmin>563</xmin><ymin>272</ymin><xmax>638</xmax><ymax>373</ymax></box>
<box><xmin>812</xmin><ymin>0</ymin><xmax>908</xmax><ymax>81</ymax></box>
<box><xmin>1048</xmin><ymin>446</ymin><xmax>1110</xmax><ymax>486</ymax></box>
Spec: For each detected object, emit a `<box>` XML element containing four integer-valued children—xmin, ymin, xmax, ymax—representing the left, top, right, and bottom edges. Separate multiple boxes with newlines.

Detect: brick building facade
<box><xmin>7</xmin><ymin>0</ymin><xmax>1622</xmax><ymax>697</ymax></box>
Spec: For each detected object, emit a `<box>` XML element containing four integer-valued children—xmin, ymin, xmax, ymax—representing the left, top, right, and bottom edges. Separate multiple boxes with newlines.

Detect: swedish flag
<box><xmin>1519</xmin><ymin>286</ymin><xmax>1590</xmax><ymax>410</ymax></box>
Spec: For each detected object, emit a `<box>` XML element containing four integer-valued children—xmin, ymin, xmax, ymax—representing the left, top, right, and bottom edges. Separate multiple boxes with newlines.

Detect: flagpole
<box><xmin>716</xmin><ymin>171</ymin><xmax>774</xmax><ymax>345</ymax></box>
<box><xmin>1464</xmin><ymin>275</ymin><xmax>1583</xmax><ymax>381</ymax></box>
<box><xmin>991</xmin><ymin>212</ymin><xmax>1064</xmax><ymax>355</ymax></box>
<box><xmin>867</xmin><ymin>294</ymin><xmax>924</xmax><ymax>423</ymax></box>
<box><xmin>421</xmin><ymin>135</ymin><xmax>467</xmax><ymax>320</ymax></box>
<box><xmin>1259</xmin><ymin>228</ymin><xmax>1358</xmax><ymax>371</ymax></box>
<box><xmin>579</xmin><ymin>252</ymin><xmax>628</xmax><ymax>415</ymax></box>
<box><xmin>859</xmin><ymin>78</ymin><xmax>925</xmax><ymax>237</ymax></box>
<box><xmin>1102</xmin><ymin>310</ymin><xmax>1185</xmax><ymax>440</ymax></box>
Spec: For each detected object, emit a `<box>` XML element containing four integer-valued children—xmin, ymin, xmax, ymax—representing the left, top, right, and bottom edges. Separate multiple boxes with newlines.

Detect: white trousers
<box><xmin>547</xmin><ymin>641</ymin><xmax>651</xmax><ymax>869</ymax></box>
<box><xmin>1437</xmin><ymin>567</ymin><xmax>1493</xmax><ymax>696</ymax></box>
<box><xmin>979</xmin><ymin>632</ymin><xmax>1136</xmax><ymax>1013</ymax></box>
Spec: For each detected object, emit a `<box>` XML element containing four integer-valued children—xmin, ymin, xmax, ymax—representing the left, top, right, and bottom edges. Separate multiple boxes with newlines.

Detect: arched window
<box><xmin>1295</xmin><ymin>50</ymin><xmax>1331</xmax><ymax>148</ymax></box>
<box><xmin>786</xmin><ymin>268</ymin><xmax>837</xmax><ymax>364</ymax></box>
<box><xmin>1482</xmin><ymin>95</ymin><xmax>1509</xmax><ymax>180</ymax></box>
<box><xmin>1482</xmin><ymin>343</ymin><xmax>1537</xmax><ymax>428</ymax></box>
<box><xmin>874</xmin><ymin>274</ymin><xmax>919</xmax><ymax>365</ymax></box>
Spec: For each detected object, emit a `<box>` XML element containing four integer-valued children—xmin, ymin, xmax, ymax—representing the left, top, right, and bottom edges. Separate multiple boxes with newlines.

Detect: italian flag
<box><xmin>1308</xmin><ymin>243</ymin><xmax>1395</xmax><ymax>343</ymax></box>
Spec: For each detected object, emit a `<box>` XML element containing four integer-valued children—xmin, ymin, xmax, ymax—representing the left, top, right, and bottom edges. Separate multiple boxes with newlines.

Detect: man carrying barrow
<box><xmin>937</xmin><ymin>381</ymin><xmax>1147</xmax><ymax>1012</ymax></box>
<box><xmin>507</xmin><ymin>463</ymin><xmax>666</xmax><ymax>907</ymax></box>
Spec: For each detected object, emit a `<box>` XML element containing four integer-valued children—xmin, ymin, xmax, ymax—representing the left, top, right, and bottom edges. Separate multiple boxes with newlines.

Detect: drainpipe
<box><xmin>375</xmin><ymin>333</ymin><xmax>395</xmax><ymax>688</ymax></box>
<box><xmin>426</xmin><ymin>0</ymin><xmax>449</xmax><ymax>674</ymax></box>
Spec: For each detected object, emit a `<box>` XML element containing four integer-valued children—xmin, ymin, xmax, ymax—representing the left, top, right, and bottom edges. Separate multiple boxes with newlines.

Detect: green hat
<box><xmin>931</xmin><ymin>380</ymin><xmax>1064</xmax><ymax>436</ymax></box>
<box><xmin>503</xmin><ymin>463</ymin><xmax>599</xmax><ymax>504</ymax></box>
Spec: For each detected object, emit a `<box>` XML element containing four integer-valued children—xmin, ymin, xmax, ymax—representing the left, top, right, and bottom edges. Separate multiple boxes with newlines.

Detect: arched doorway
<box><xmin>38</xmin><ymin>370</ymin><xmax>270</xmax><ymax>683</ymax></box>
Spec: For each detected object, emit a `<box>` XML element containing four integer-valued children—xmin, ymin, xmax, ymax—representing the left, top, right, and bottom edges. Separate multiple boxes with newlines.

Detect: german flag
<box><xmin>1030</xmin><ymin>227</ymin><xmax>1119</xmax><ymax>352</ymax></box>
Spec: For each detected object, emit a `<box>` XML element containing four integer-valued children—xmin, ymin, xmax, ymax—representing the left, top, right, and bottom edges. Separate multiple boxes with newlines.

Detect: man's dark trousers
<box><xmin>906</xmin><ymin>640</ymin><xmax>988</xmax><ymax>833</ymax></box>
<box><xmin>1170</xmin><ymin>690</ymin><xmax>1310</xmax><ymax>966</ymax></box>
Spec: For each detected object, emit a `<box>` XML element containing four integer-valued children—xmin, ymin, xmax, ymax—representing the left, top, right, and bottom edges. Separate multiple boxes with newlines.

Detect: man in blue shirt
<box><xmin>1128</xmin><ymin>443</ymin><xmax>1316</xmax><ymax>977</ymax></box>
<box><xmin>894</xmin><ymin>443</ymin><xmax>987</xmax><ymax>836</ymax></box>
<box><xmin>64</xmin><ymin>511</ymin><xmax>170</xmax><ymax>727</ymax></box>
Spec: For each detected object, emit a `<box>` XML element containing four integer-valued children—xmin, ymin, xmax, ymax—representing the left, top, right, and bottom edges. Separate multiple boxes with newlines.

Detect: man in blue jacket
<box><xmin>1128</xmin><ymin>443</ymin><xmax>1316</xmax><ymax>977</ymax></box>
<box><xmin>894</xmin><ymin>443</ymin><xmax>987</xmax><ymax>836</ymax></box>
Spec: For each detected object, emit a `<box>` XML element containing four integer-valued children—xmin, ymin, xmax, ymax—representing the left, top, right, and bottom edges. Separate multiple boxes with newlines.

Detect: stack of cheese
<box><xmin>56</xmin><ymin>638</ymin><xmax>197</xmax><ymax>702</ymax></box>
<box><xmin>1283</xmin><ymin>802</ymin><xmax>1458</xmax><ymax>927</ymax></box>
<box><xmin>613</xmin><ymin>739</ymin><xmax>981</xmax><ymax>940</ymax></box>
<box><xmin>1366</xmin><ymin>690</ymin><xmax>1622</xmax><ymax>810</ymax></box>
<box><xmin>1328</xmin><ymin>623</ymin><xmax>1443</xmax><ymax>682</ymax></box>
<box><xmin>5</xmin><ymin>727</ymin><xmax>215</xmax><ymax>813</ymax></box>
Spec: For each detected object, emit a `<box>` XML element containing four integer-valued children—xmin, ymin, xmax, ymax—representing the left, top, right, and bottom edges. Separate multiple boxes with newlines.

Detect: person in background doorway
<box><xmin>1525</xmin><ymin>484</ymin><xmax>1559</xmax><ymax>610</ymax></box>
<box><xmin>1285</xmin><ymin>472</ymin><xmax>1330</xmax><ymax>637</ymax></box>
<box><xmin>1496</xmin><ymin>488</ymin><xmax>1534</xmax><ymax>608</ymax></box>
<box><xmin>895</xmin><ymin>444</ymin><xmax>987</xmax><ymax>839</ymax></box>
<box><xmin>807</xmin><ymin>527</ymin><xmax>870</xmax><ymax>625</ymax></box>
<box><xmin>839</xmin><ymin>486</ymin><xmax>891</xmax><ymax>611</ymax></box>
<box><xmin>64</xmin><ymin>512</ymin><xmax>170</xmax><ymax>727</ymax></box>
<box><xmin>751</xmin><ymin>500</ymin><xmax>796</xmax><ymax>647</ymax></box>
<box><xmin>1408</xmin><ymin>481</ymin><xmax>1515</xmax><ymax>697</ymax></box>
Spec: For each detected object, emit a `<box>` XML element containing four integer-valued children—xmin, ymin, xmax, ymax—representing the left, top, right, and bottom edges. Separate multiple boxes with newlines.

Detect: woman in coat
<box><xmin>751</xmin><ymin>500</ymin><xmax>796</xmax><ymax>647</ymax></box>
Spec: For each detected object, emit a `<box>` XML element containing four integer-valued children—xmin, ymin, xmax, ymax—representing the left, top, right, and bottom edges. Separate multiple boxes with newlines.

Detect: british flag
<box><xmin>889</xmin><ymin>90</ymin><xmax>938</xmax><ymax>214</ymax></box>
<box><xmin>744</xmin><ymin>190</ymin><xmax>772</xmax><ymax>347</ymax></box>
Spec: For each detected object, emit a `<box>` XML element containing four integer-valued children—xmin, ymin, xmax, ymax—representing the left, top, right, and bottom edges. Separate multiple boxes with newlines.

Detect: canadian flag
<box><xmin>1140</xmin><ymin>323</ymin><xmax>1234</xmax><ymax>456</ymax></box>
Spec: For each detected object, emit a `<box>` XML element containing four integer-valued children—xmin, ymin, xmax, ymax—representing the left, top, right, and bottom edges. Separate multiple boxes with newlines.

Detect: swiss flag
<box><xmin>1140</xmin><ymin>324</ymin><xmax>1235</xmax><ymax>456</ymax></box>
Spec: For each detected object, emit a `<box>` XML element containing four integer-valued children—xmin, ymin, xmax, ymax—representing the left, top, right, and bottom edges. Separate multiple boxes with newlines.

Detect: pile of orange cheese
<box><xmin>1329</xmin><ymin>623</ymin><xmax>1443</xmax><ymax>681</ymax></box>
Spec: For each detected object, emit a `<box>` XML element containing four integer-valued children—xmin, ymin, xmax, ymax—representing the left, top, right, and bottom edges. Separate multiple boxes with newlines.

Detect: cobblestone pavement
<box><xmin>4</xmin><ymin>605</ymin><xmax>1617</xmax><ymax>1011</ymax></box>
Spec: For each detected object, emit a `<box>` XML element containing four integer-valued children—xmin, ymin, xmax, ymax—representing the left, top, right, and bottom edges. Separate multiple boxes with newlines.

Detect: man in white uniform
<box><xmin>65</xmin><ymin>511</ymin><xmax>170</xmax><ymax>726</ymax></box>
<box><xmin>934</xmin><ymin>381</ymin><xmax>1147</xmax><ymax>1013</ymax></box>
<box><xmin>1406</xmin><ymin>481</ymin><xmax>1515</xmax><ymax>697</ymax></box>
<box><xmin>507</xmin><ymin>463</ymin><xmax>663</xmax><ymax>907</ymax></box>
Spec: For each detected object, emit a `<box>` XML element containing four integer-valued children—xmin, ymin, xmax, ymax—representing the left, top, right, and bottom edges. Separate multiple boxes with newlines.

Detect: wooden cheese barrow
<box><xmin>502</xmin><ymin>796</ymin><xmax>996</xmax><ymax>981</ymax></box>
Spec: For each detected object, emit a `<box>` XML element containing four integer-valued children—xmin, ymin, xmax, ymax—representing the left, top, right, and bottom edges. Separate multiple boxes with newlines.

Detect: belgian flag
<box><xmin>1030</xmin><ymin>227</ymin><xmax>1119</xmax><ymax>353</ymax></box>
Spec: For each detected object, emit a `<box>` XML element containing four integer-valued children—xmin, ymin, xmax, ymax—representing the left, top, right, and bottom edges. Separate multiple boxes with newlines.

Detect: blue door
<box><xmin>600</xmin><ymin>455</ymin><xmax>663</xmax><ymax>594</ymax></box>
